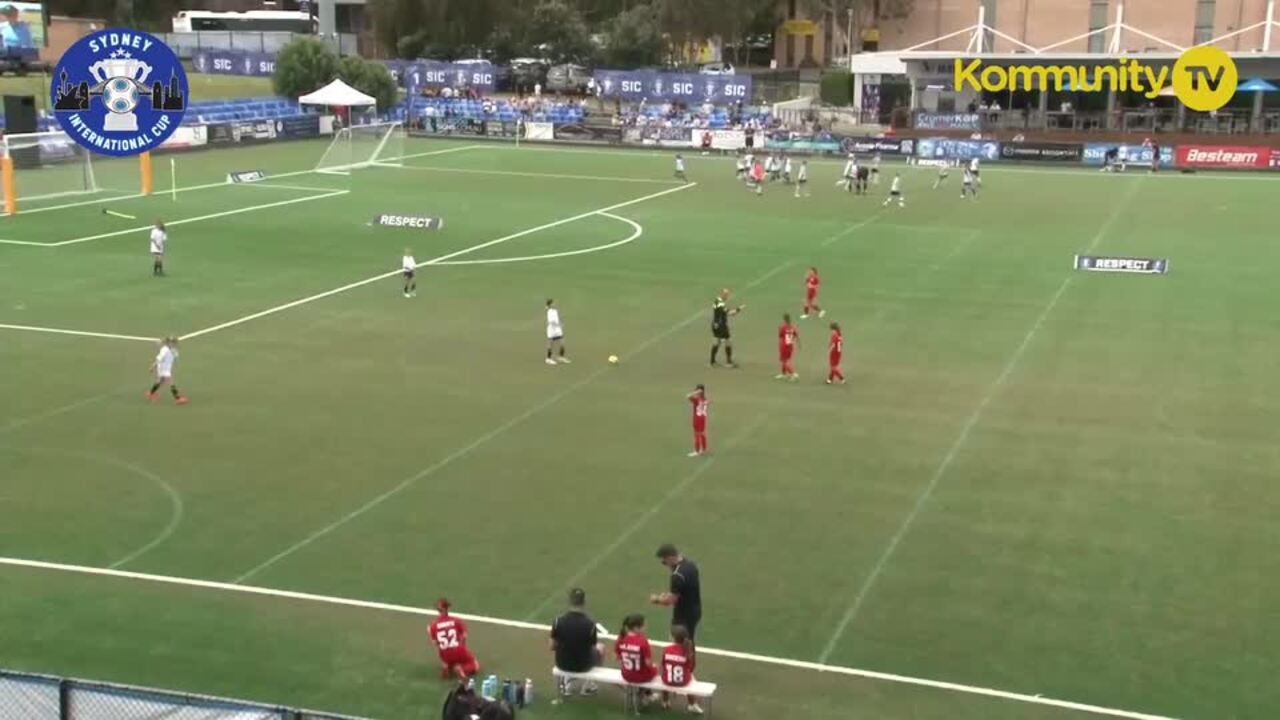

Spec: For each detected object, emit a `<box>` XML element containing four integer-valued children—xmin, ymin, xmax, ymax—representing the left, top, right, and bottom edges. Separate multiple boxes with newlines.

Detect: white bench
<box><xmin>553</xmin><ymin>666</ymin><xmax>718</xmax><ymax>716</ymax></box>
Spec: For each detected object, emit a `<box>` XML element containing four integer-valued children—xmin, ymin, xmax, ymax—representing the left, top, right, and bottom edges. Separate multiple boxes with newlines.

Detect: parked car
<box><xmin>699</xmin><ymin>62</ymin><xmax>736</xmax><ymax>75</ymax></box>
<box><xmin>546</xmin><ymin>63</ymin><xmax>592</xmax><ymax>94</ymax></box>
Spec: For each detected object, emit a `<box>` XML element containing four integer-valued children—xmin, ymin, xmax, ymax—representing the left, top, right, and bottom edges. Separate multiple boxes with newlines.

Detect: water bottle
<box><xmin>523</xmin><ymin>678</ymin><xmax>534</xmax><ymax>706</ymax></box>
<box><xmin>481</xmin><ymin>674</ymin><xmax>498</xmax><ymax>700</ymax></box>
<box><xmin>502</xmin><ymin>680</ymin><xmax>514</xmax><ymax>704</ymax></box>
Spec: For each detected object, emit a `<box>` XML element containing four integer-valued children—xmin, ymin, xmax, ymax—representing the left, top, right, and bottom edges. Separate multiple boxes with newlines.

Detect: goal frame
<box><xmin>314</xmin><ymin>122</ymin><xmax>404</xmax><ymax>176</ymax></box>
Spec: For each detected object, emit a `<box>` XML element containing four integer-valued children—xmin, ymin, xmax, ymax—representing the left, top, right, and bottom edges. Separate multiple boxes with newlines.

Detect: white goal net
<box><xmin>1</xmin><ymin>131</ymin><xmax>99</xmax><ymax>203</ymax></box>
<box><xmin>314</xmin><ymin>122</ymin><xmax>405</xmax><ymax>175</ymax></box>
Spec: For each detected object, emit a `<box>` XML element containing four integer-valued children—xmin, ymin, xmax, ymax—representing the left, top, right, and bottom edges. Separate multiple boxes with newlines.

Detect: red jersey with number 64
<box><xmin>428</xmin><ymin>617</ymin><xmax>474</xmax><ymax>665</ymax></box>
<box><xmin>662</xmin><ymin>644</ymin><xmax>695</xmax><ymax>687</ymax></box>
<box><xmin>690</xmin><ymin>394</ymin><xmax>708</xmax><ymax>429</ymax></box>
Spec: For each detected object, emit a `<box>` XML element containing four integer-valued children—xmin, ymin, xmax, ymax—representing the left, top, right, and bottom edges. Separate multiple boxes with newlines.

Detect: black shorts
<box><xmin>856</xmin><ymin>168</ymin><xmax>870</xmax><ymax>180</ymax></box>
<box><xmin>403</xmin><ymin>270</ymin><xmax>414</xmax><ymax>279</ymax></box>
<box><xmin>674</xmin><ymin>614</ymin><xmax>701</xmax><ymax>641</ymax></box>
<box><xmin>971</xmin><ymin>169</ymin><xmax>980</xmax><ymax>178</ymax></box>
<box><xmin>712</xmin><ymin>326</ymin><xmax>730</xmax><ymax>340</ymax></box>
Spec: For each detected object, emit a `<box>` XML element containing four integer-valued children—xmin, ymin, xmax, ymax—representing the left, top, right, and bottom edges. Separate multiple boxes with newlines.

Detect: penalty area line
<box><xmin>0</xmin><ymin>556</ymin><xmax>1178</xmax><ymax>720</ymax></box>
<box><xmin>0</xmin><ymin>323</ymin><xmax>156</xmax><ymax>343</ymax></box>
<box><xmin>179</xmin><ymin>183</ymin><xmax>696</xmax><ymax>341</ymax></box>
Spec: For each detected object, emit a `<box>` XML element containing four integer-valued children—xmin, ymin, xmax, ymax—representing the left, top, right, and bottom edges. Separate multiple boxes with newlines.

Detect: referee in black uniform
<box><xmin>650</xmin><ymin>543</ymin><xmax>702</xmax><ymax>641</ymax></box>
<box><xmin>709</xmin><ymin>289</ymin><xmax>743</xmax><ymax>368</ymax></box>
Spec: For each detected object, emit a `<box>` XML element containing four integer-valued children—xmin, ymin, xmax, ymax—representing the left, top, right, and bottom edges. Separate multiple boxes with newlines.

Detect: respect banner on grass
<box><xmin>1082</xmin><ymin>143</ymin><xmax>1175</xmax><ymax>166</ymax></box>
<box><xmin>593</xmin><ymin>70</ymin><xmax>751</xmax><ymax>103</ymax></box>
<box><xmin>1175</xmin><ymin>144</ymin><xmax>1272</xmax><ymax>170</ymax></box>
<box><xmin>191</xmin><ymin>49</ymin><xmax>276</xmax><ymax>77</ymax></box>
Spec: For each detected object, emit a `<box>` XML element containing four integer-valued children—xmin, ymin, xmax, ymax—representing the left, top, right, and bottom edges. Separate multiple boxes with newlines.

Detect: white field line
<box><xmin>389</xmin><ymin>163</ymin><xmax>684</xmax><ymax>185</ymax></box>
<box><xmin>0</xmin><ymin>145</ymin><xmax>486</xmax><ymax>221</ymax></box>
<box><xmin>240</xmin><ymin>182</ymin><xmax>348</xmax><ymax>194</ymax></box>
<box><xmin>436</xmin><ymin>211</ymin><xmax>641</xmax><ymax>266</ymax></box>
<box><xmin>0</xmin><ymin>385</ymin><xmax>136</xmax><ymax>437</ymax></box>
<box><xmin>523</xmin><ymin>414</ymin><xmax>768</xmax><ymax>621</ymax></box>
<box><xmin>490</xmin><ymin>143</ymin><xmax>1280</xmax><ymax>182</ymax></box>
<box><xmin>816</xmin><ymin>177</ymin><xmax>1147</xmax><ymax>665</ymax></box>
<box><xmin>231</xmin><ymin>212</ymin><xmax>875</xmax><ymax>584</ymax></box>
<box><xmin>0</xmin><ymin>237</ymin><xmax>56</xmax><ymax>246</ymax></box>
<box><xmin>47</xmin><ymin>190</ymin><xmax>350</xmax><ymax>248</ymax></box>
<box><xmin>180</xmin><ymin>183</ymin><xmax>697</xmax><ymax>342</ymax></box>
<box><xmin>0</xmin><ymin>556</ymin><xmax>1177</xmax><ymax>720</ymax></box>
<box><xmin>0</xmin><ymin>323</ymin><xmax>155</xmax><ymax>343</ymax></box>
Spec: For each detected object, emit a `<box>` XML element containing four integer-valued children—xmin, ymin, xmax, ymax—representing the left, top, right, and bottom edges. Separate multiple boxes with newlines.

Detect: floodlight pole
<box><xmin>976</xmin><ymin>4</ymin><xmax>986</xmax><ymax>53</ymax></box>
<box><xmin>1108</xmin><ymin>2</ymin><xmax>1125</xmax><ymax>53</ymax></box>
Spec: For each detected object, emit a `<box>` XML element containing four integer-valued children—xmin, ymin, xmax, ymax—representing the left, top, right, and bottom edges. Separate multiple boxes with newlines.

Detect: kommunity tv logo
<box><xmin>954</xmin><ymin>46</ymin><xmax>1237</xmax><ymax>112</ymax></box>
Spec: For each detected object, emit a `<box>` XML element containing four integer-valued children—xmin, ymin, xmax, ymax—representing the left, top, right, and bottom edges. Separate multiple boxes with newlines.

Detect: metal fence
<box><xmin>915</xmin><ymin>108</ymin><xmax>1280</xmax><ymax>135</ymax></box>
<box><xmin>0</xmin><ymin>668</ymin><xmax>372</xmax><ymax>720</ymax></box>
<box><xmin>158</xmin><ymin>32</ymin><xmax>360</xmax><ymax>58</ymax></box>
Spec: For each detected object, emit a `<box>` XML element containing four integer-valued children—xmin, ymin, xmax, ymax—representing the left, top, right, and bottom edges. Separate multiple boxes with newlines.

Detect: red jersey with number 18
<box><xmin>662</xmin><ymin>644</ymin><xmax>695</xmax><ymax>687</ymax></box>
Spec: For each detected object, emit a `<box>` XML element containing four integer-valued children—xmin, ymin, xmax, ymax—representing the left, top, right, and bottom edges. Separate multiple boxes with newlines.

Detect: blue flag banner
<box><xmin>592</xmin><ymin>70</ymin><xmax>751</xmax><ymax>103</ymax></box>
<box><xmin>398</xmin><ymin>61</ymin><xmax>497</xmax><ymax>92</ymax></box>
<box><xmin>191</xmin><ymin>49</ymin><xmax>276</xmax><ymax>77</ymax></box>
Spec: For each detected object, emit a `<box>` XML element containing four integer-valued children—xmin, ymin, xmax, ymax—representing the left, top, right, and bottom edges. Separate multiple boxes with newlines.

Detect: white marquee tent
<box><xmin>298</xmin><ymin>79</ymin><xmax>376</xmax><ymax>108</ymax></box>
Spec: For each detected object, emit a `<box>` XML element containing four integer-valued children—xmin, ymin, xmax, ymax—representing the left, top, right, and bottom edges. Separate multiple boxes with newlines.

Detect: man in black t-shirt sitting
<box><xmin>550</xmin><ymin>587</ymin><xmax>604</xmax><ymax>697</ymax></box>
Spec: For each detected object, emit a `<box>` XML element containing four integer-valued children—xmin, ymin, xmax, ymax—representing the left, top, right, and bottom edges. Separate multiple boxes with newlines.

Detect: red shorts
<box><xmin>622</xmin><ymin>666</ymin><xmax>658</xmax><ymax>685</ymax></box>
<box><xmin>806</xmin><ymin>289</ymin><xmax>818</xmax><ymax>302</ymax></box>
<box><xmin>779</xmin><ymin>347</ymin><xmax>794</xmax><ymax>361</ymax></box>
<box><xmin>693</xmin><ymin>420</ymin><xmax>706</xmax><ymax>433</ymax></box>
<box><xmin>829</xmin><ymin>353</ymin><xmax>842</xmax><ymax>366</ymax></box>
<box><xmin>441</xmin><ymin>650</ymin><xmax>479</xmax><ymax>677</ymax></box>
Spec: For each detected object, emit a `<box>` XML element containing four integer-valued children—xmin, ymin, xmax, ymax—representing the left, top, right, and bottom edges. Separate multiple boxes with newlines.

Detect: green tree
<box><xmin>272</xmin><ymin>37</ymin><xmax>341</xmax><ymax>100</ymax></box>
<box><xmin>603</xmin><ymin>2</ymin><xmax>666</xmax><ymax>68</ymax></box>
<box><xmin>529</xmin><ymin>0</ymin><xmax>595</xmax><ymax>63</ymax></box>
<box><xmin>336</xmin><ymin>55</ymin><xmax>399</xmax><ymax>110</ymax></box>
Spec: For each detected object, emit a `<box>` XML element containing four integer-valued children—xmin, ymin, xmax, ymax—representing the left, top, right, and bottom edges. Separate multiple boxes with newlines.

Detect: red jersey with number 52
<box><xmin>829</xmin><ymin>330</ymin><xmax>843</xmax><ymax>360</ymax></box>
<box><xmin>662</xmin><ymin>644</ymin><xmax>695</xmax><ymax>687</ymax></box>
<box><xmin>428</xmin><ymin>617</ymin><xmax>473</xmax><ymax>665</ymax></box>
<box><xmin>690</xmin><ymin>395</ymin><xmax>708</xmax><ymax>428</ymax></box>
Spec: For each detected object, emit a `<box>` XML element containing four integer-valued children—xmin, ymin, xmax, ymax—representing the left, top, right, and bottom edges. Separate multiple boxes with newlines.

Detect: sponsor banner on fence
<box><xmin>207</xmin><ymin>122</ymin><xmax>235</xmax><ymax>145</ymax></box>
<box><xmin>160</xmin><ymin>125</ymin><xmax>208</xmax><ymax>150</ymax></box>
<box><xmin>372</xmin><ymin>214</ymin><xmax>444</xmax><ymax>230</ymax></box>
<box><xmin>1075</xmin><ymin>255</ymin><xmax>1168</xmax><ymax>274</ymax></box>
<box><xmin>525</xmin><ymin>122</ymin><xmax>555</xmax><ymax>141</ymax></box>
<box><xmin>691</xmin><ymin>129</ymin><xmax>746</xmax><ymax>151</ymax></box>
<box><xmin>624</xmin><ymin>127</ymin><xmax>693</xmax><ymax>148</ymax></box>
<box><xmin>398</xmin><ymin>61</ymin><xmax>497</xmax><ymax>92</ymax></box>
<box><xmin>274</xmin><ymin>115</ymin><xmax>321</xmax><ymax>139</ymax></box>
<box><xmin>192</xmin><ymin>49</ymin><xmax>276</xmax><ymax>77</ymax></box>
<box><xmin>915</xmin><ymin>137</ymin><xmax>1000</xmax><ymax>161</ymax></box>
<box><xmin>1271</xmin><ymin>150</ymin><xmax>1280</xmax><ymax>169</ymax></box>
<box><xmin>999</xmin><ymin>142</ymin><xmax>1082</xmax><ymax>162</ymax></box>
<box><xmin>227</xmin><ymin>170</ymin><xmax>266</xmax><ymax>183</ymax></box>
<box><xmin>553</xmin><ymin>124</ymin><xmax>623</xmax><ymax>144</ymax></box>
<box><xmin>485</xmin><ymin>121</ymin><xmax>523</xmax><ymax>138</ymax></box>
<box><xmin>914</xmin><ymin>112</ymin><xmax>982</xmax><ymax>131</ymax></box>
<box><xmin>1082</xmin><ymin>143</ymin><xmax>1175</xmax><ymax>166</ymax></box>
<box><xmin>232</xmin><ymin>120</ymin><xmax>277</xmax><ymax>143</ymax></box>
<box><xmin>763</xmin><ymin>135</ymin><xmax>843</xmax><ymax>154</ymax></box>
<box><xmin>1176</xmin><ymin>144</ymin><xmax>1271</xmax><ymax>169</ymax></box>
<box><xmin>840</xmin><ymin>137</ymin><xmax>914</xmax><ymax>155</ymax></box>
<box><xmin>593</xmin><ymin>70</ymin><xmax>751</xmax><ymax>103</ymax></box>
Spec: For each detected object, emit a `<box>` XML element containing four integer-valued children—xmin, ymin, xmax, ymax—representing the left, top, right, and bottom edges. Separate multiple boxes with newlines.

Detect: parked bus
<box><xmin>172</xmin><ymin>10</ymin><xmax>315</xmax><ymax>33</ymax></box>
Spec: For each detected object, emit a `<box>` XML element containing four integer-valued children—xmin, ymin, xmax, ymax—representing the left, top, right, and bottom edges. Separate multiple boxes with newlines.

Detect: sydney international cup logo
<box><xmin>53</xmin><ymin>29</ymin><xmax>187</xmax><ymax>157</ymax></box>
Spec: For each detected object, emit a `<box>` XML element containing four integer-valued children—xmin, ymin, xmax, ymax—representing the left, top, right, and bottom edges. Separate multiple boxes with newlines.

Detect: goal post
<box><xmin>0</xmin><ymin>131</ymin><xmax>147</xmax><ymax>215</ymax></box>
<box><xmin>314</xmin><ymin>122</ymin><xmax>405</xmax><ymax>175</ymax></box>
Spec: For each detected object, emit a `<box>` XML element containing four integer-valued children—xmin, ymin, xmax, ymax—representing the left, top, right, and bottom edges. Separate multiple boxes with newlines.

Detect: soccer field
<box><xmin>2</xmin><ymin>136</ymin><xmax>1278</xmax><ymax>720</ymax></box>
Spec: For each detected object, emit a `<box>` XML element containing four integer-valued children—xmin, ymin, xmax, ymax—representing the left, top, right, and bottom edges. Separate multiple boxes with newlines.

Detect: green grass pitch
<box><xmin>2</xmin><ymin>136</ymin><xmax>1279</xmax><ymax>720</ymax></box>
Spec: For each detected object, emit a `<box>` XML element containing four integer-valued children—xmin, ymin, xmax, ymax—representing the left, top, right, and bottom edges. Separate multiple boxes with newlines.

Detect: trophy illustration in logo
<box><xmin>89</xmin><ymin>49</ymin><xmax>153</xmax><ymax>132</ymax></box>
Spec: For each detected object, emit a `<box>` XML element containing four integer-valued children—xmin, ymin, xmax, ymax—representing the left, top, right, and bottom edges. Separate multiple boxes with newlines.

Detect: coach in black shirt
<box><xmin>650</xmin><ymin>543</ymin><xmax>702</xmax><ymax>641</ymax></box>
<box><xmin>550</xmin><ymin>588</ymin><xmax>603</xmax><ymax>676</ymax></box>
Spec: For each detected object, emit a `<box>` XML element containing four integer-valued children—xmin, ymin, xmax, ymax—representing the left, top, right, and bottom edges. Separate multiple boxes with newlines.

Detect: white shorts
<box><xmin>156</xmin><ymin>370</ymin><xmax>173</xmax><ymax>380</ymax></box>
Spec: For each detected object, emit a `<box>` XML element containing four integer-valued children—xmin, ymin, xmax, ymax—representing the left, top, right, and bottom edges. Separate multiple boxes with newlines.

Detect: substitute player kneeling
<box><xmin>147</xmin><ymin>336</ymin><xmax>188</xmax><ymax>404</ymax></box>
<box><xmin>429</xmin><ymin>599</ymin><xmax>481</xmax><ymax>681</ymax></box>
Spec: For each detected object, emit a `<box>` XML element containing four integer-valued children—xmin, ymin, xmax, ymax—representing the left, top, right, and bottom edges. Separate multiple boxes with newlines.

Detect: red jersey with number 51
<box><xmin>428</xmin><ymin>617</ymin><xmax>473</xmax><ymax>665</ymax></box>
<box><xmin>662</xmin><ymin>644</ymin><xmax>695</xmax><ymax>687</ymax></box>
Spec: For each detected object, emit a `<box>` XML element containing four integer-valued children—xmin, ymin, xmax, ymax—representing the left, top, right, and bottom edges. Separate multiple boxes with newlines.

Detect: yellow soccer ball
<box><xmin>608</xmin><ymin>355</ymin><xmax>619</xmax><ymax>365</ymax></box>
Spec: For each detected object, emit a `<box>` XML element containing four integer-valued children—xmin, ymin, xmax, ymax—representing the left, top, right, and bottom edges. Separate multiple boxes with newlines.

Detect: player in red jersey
<box><xmin>615</xmin><ymin>614</ymin><xmax>658</xmax><ymax>688</ymax></box>
<box><xmin>802</xmin><ymin>267</ymin><xmax>824</xmax><ymax>319</ymax></box>
<box><xmin>776</xmin><ymin>314</ymin><xmax>799</xmax><ymax>381</ymax></box>
<box><xmin>687</xmin><ymin>384</ymin><xmax>708</xmax><ymax>457</ymax></box>
<box><xmin>826</xmin><ymin>322</ymin><xmax>846</xmax><ymax>385</ymax></box>
<box><xmin>428</xmin><ymin>599</ymin><xmax>480</xmax><ymax>680</ymax></box>
<box><xmin>661</xmin><ymin>625</ymin><xmax>702</xmax><ymax>714</ymax></box>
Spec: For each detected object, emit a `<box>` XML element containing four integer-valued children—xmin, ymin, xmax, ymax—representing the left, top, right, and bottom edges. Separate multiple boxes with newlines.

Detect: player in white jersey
<box><xmin>402</xmin><ymin>249</ymin><xmax>417</xmax><ymax>297</ymax></box>
<box><xmin>882</xmin><ymin>173</ymin><xmax>905</xmax><ymax>207</ymax></box>
<box><xmin>545</xmin><ymin>298</ymin><xmax>570</xmax><ymax>365</ymax></box>
<box><xmin>794</xmin><ymin>160</ymin><xmax>809</xmax><ymax>198</ymax></box>
<box><xmin>961</xmin><ymin>168</ymin><xmax>978</xmax><ymax>199</ymax></box>
<box><xmin>735</xmin><ymin>153</ymin><xmax>748</xmax><ymax>180</ymax></box>
<box><xmin>968</xmin><ymin>156</ymin><xmax>982</xmax><ymax>185</ymax></box>
<box><xmin>871</xmin><ymin>153</ymin><xmax>882</xmax><ymax>184</ymax></box>
<box><xmin>782</xmin><ymin>156</ymin><xmax>793</xmax><ymax>184</ymax></box>
<box><xmin>149</xmin><ymin>220</ymin><xmax>167</xmax><ymax>277</ymax></box>
<box><xmin>932</xmin><ymin>162</ymin><xmax>951</xmax><ymax>189</ymax></box>
<box><xmin>147</xmin><ymin>337</ymin><xmax>188</xmax><ymax>404</ymax></box>
<box><xmin>674</xmin><ymin>154</ymin><xmax>688</xmax><ymax>182</ymax></box>
<box><xmin>838</xmin><ymin>154</ymin><xmax>856</xmax><ymax>192</ymax></box>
